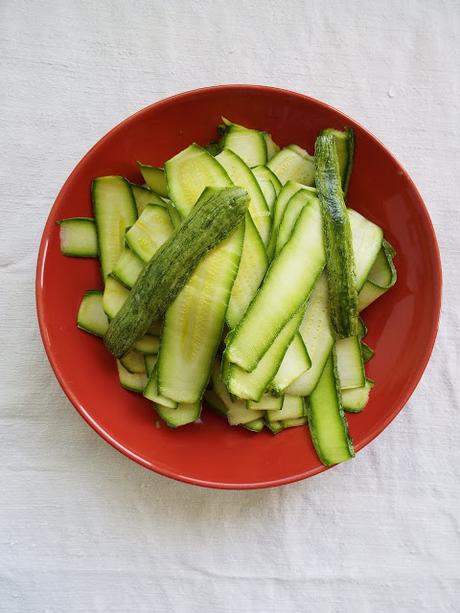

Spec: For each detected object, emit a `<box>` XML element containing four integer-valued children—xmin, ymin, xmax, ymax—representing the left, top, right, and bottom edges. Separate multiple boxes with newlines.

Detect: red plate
<box><xmin>36</xmin><ymin>85</ymin><xmax>442</xmax><ymax>489</ymax></box>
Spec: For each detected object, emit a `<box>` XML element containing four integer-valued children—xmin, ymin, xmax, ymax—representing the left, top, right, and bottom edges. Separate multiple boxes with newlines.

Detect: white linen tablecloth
<box><xmin>1</xmin><ymin>1</ymin><xmax>459</xmax><ymax>611</ymax></box>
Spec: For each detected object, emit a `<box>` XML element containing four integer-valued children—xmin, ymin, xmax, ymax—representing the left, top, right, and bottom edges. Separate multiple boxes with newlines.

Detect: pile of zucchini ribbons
<box><xmin>59</xmin><ymin>118</ymin><xmax>396</xmax><ymax>466</ymax></box>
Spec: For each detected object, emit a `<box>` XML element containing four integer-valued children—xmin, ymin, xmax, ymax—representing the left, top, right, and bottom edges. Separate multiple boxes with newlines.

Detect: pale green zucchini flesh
<box><xmin>144</xmin><ymin>354</ymin><xmax>156</xmax><ymax>377</ymax></box>
<box><xmin>282</xmin><ymin>417</ymin><xmax>307</xmax><ymax>428</ymax></box>
<box><xmin>102</xmin><ymin>276</ymin><xmax>130</xmax><ymax>319</ymax></box>
<box><xmin>226</xmin><ymin>212</ymin><xmax>268</xmax><ymax>329</ymax></box>
<box><xmin>155</xmin><ymin>402</ymin><xmax>201</xmax><ymax>428</ymax></box>
<box><xmin>100</xmin><ymin>277</ymin><xmax>161</xmax><ymax>354</ymax></box>
<box><xmin>58</xmin><ymin>218</ymin><xmax>98</xmax><ymax>258</ymax></box>
<box><xmin>358</xmin><ymin>283</ymin><xmax>388</xmax><ymax>312</ymax></box>
<box><xmin>275</xmin><ymin>189</ymin><xmax>319</xmax><ymax>255</ymax></box>
<box><xmin>263</xmin><ymin>133</ymin><xmax>280</xmax><ymax>161</ymax></box>
<box><xmin>241</xmin><ymin>418</ymin><xmax>265</xmax><ymax>432</ymax></box>
<box><xmin>252</xmin><ymin>165</ymin><xmax>281</xmax><ymax>213</ymax></box>
<box><xmin>348</xmin><ymin>210</ymin><xmax>384</xmax><ymax>288</ymax></box>
<box><xmin>266</xmin><ymin>421</ymin><xmax>285</xmax><ymax>435</ymax></box>
<box><xmin>133</xmin><ymin>335</ymin><xmax>159</xmax><ymax>354</ymax></box>
<box><xmin>92</xmin><ymin>176</ymin><xmax>137</xmax><ymax>279</ymax></box>
<box><xmin>216</xmin><ymin>148</ymin><xmax>271</xmax><ymax>245</ymax></box>
<box><xmin>368</xmin><ymin>240</ymin><xmax>397</xmax><ymax>286</ymax></box>
<box><xmin>286</xmin><ymin>274</ymin><xmax>333</xmax><ymax>397</ymax></box>
<box><xmin>254</xmin><ymin>174</ymin><xmax>276</xmax><ymax>214</ymax></box>
<box><xmin>224</xmin><ymin>308</ymin><xmax>305</xmax><ymax>401</ymax></box>
<box><xmin>267</xmin><ymin>180</ymin><xmax>307</xmax><ymax>259</ymax></box>
<box><xmin>77</xmin><ymin>291</ymin><xmax>109</xmax><ymax>337</ymax></box>
<box><xmin>227</xmin><ymin>402</ymin><xmax>264</xmax><ymax>426</ymax></box>
<box><xmin>307</xmin><ymin>355</ymin><xmax>354</xmax><ymax>465</ymax></box>
<box><xmin>144</xmin><ymin>365</ymin><xmax>177</xmax><ymax>409</ymax></box>
<box><xmin>267</xmin><ymin>145</ymin><xmax>315</xmax><ymax>186</ymax></box>
<box><xmin>130</xmin><ymin>183</ymin><xmax>166</xmax><ymax>214</ymax></box>
<box><xmin>111</xmin><ymin>204</ymin><xmax>174</xmax><ymax>293</ymax></box>
<box><xmin>204</xmin><ymin>391</ymin><xmax>265</xmax><ymax>432</ymax></box>
<box><xmin>167</xmin><ymin>202</ymin><xmax>182</xmax><ymax>229</ymax></box>
<box><xmin>247</xmin><ymin>395</ymin><xmax>283</xmax><ymax>412</ymax></box>
<box><xmin>342</xmin><ymin>379</ymin><xmax>374</xmax><ymax>413</ymax></box>
<box><xmin>138</xmin><ymin>164</ymin><xmax>168</xmax><ymax>198</ymax></box>
<box><xmin>125</xmin><ymin>204</ymin><xmax>174</xmax><ymax>263</ymax></box>
<box><xmin>270</xmin><ymin>333</ymin><xmax>311</xmax><ymax>394</ymax></box>
<box><xmin>287</xmin><ymin>144</ymin><xmax>310</xmax><ymax>157</ymax></box>
<box><xmin>111</xmin><ymin>248</ymin><xmax>144</xmax><ymax>289</ymax></box>
<box><xmin>226</xmin><ymin>199</ymin><xmax>325</xmax><ymax>371</ymax></box>
<box><xmin>221</xmin><ymin>124</ymin><xmax>267</xmax><ymax>168</ymax></box>
<box><xmin>211</xmin><ymin>361</ymin><xmax>263</xmax><ymax>425</ymax></box>
<box><xmin>117</xmin><ymin>360</ymin><xmax>148</xmax><ymax>393</ymax></box>
<box><xmin>358</xmin><ymin>240</ymin><xmax>397</xmax><ymax>311</ymax></box>
<box><xmin>120</xmin><ymin>349</ymin><xmax>146</xmax><ymax>374</ymax></box>
<box><xmin>164</xmin><ymin>144</ymin><xmax>231</xmax><ymax>218</ymax></box>
<box><xmin>267</xmin><ymin>395</ymin><xmax>305</xmax><ymax>423</ymax></box>
<box><xmin>111</xmin><ymin>204</ymin><xmax>175</xmax><ymax>291</ymax></box>
<box><xmin>334</xmin><ymin>335</ymin><xmax>365</xmax><ymax>389</ymax></box>
<box><xmin>253</xmin><ymin>165</ymin><xmax>282</xmax><ymax>195</ymax></box>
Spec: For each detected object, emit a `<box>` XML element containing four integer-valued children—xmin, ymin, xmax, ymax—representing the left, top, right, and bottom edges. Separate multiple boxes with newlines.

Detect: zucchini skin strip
<box><xmin>315</xmin><ymin>134</ymin><xmax>358</xmax><ymax>338</ymax></box>
<box><xmin>320</xmin><ymin>128</ymin><xmax>355</xmax><ymax>195</ymax></box>
<box><xmin>104</xmin><ymin>187</ymin><xmax>248</xmax><ymax>358</ymax></box>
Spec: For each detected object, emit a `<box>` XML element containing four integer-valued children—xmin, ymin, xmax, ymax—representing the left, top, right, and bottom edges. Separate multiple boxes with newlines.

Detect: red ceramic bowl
<box><xmin>36</xmin><ymin>85</ymin><xmax>441</xmax><ymax>489</ymax></box>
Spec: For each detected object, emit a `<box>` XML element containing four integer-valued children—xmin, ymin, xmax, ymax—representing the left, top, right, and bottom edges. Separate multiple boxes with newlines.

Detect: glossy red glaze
<box><xmin>36</xmin><ymin>85</ymin><xmax>442</xmax><ymax>489</ymax></box>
